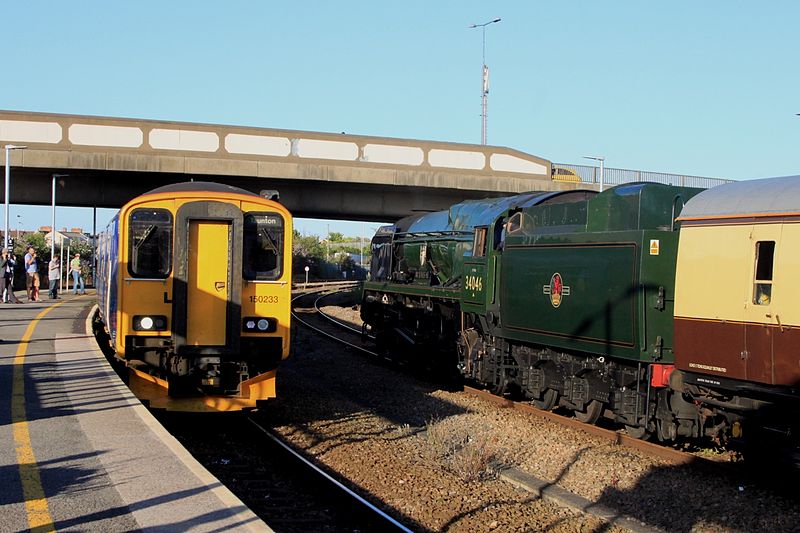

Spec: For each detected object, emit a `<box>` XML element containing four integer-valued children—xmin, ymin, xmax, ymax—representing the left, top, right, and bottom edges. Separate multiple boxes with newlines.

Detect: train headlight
<box><xmin>133</xmin><ymin>315</ymin><xmax>168</xmax><ymax>331</ymax></box>
<box><xmin>242</xmin><ymin>316</ymin><xmax>276</xmax><ymax>333</ymax></box>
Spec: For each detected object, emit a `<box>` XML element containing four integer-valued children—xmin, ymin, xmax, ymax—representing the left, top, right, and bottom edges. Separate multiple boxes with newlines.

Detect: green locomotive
<box><xmin>361</xmin><ymin>183</ymin><xmax>702</xmax><ymax>437</ymax></box>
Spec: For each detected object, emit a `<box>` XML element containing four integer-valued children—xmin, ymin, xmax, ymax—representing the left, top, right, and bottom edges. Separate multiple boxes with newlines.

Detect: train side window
<box><xmin>244</xmin><ymin>213</ymin><xmax>284</xmax><ymax>280</ymax></box>
<box><xmin>472</xmin><ymin>227</ymin><xmax>488</xmax><ymax>257</ymax></box>
<box><xmin>128</xmin><ymin>208</ymin><xmax>173</xmax><ymax>278</ymax></box>
<box><xmin>507</xmin><ymin>212</ymin><xmax>523</xmax><ymax>233</ymax></box>
<box><xmin>753</xmin><ymin>240</ymin><xmax>775</xmax><ymax>305</ymax></box>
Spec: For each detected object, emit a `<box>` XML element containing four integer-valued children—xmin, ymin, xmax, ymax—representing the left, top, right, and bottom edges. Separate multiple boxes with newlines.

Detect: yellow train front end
<box><xmin>111</xmin><ymin>182</ymin><xmax>292</xmax><ymax>411</ymax></box>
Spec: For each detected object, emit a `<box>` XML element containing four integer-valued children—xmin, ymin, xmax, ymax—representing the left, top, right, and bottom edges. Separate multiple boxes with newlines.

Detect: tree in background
<box><xmin>15</xmin><ymin>232</ymin><xmax>46</xmax><ymax>258</ymax></box>
<box><xmin>291</xmin><ymin>230</ymin><xmax>367</xmax><ymax>280</ymax></box>
<box><xmin>292</xmin><ymin>230</ymin><xmax>325</xmax><ymax>279</ymax></box>
<box><xmin>10</xmin><ymin>233</ymin><xmax>48</xmax><ymax>290</ymax></box>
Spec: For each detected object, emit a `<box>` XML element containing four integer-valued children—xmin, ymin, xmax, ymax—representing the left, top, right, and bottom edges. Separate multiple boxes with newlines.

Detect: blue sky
<box><xmin>2</xmin><ymin>1</ymin><xmax>798</xmax><ymax>237</ymax></box>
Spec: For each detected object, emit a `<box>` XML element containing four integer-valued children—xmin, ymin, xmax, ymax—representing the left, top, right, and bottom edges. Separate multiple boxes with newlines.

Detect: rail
<box><xmin>248</xmin><ymin>418</ymin><xmax>413</xmax><ymax>532</ymax></box>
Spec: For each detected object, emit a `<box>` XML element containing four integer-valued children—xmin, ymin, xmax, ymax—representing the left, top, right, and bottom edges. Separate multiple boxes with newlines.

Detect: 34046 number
<box><xmin>249</xmin><ymin>295</ymin><xmax>279</xmax><ymax>303</ymax></box>
<box><xmin>465</xmin><ymin>275</ymin><xmax>483</xmax><ymax>292</ymax></box>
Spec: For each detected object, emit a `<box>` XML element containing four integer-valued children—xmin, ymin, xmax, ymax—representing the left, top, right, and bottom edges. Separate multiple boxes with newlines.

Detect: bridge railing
<box><xmin>553</xmin><ymin>163</ymin><xmax>733</xmax><ymax>189</ymax></box>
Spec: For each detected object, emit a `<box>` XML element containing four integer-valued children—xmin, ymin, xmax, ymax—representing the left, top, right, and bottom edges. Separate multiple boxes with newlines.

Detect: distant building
<box><xmin>0</xmin><ymin>230</ymin><xmax>36</xmax><ymax>249</ymax></box>
<box><xmin>42</xmin><ymin>227</ymin><xmax>91</xmax><ymax>248</ymax></box>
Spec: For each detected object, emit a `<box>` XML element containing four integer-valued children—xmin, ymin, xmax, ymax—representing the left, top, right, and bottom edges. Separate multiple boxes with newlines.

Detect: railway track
<box><xmin>94</xmin><ymin>294</ymin><xmax>412</xmax><ymax>533</ymax></box>
<box><xmin>159</xmin><ymin>411</ymin><xmax>413</xmax><ymax>533</ymax></box>
<box><xmin>295</xmin><ymin>288</ymin><xmax>722</xmax><ymax>468</ymax></box>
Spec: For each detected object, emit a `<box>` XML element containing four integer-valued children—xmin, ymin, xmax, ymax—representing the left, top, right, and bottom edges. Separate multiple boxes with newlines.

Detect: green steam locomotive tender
<box><xmin>362</xmin><ymin>183</ymin><xmax>703</xmax><ymax>439</ymax></box>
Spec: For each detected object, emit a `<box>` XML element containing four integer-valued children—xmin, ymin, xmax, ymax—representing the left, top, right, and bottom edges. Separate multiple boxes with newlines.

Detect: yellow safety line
<box><xmin>12</xmin><ymin>301</ymin><xmax>65</xmax><ymax>533</ymax></box>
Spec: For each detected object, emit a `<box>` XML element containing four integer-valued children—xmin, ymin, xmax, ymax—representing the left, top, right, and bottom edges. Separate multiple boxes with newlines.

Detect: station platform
<box><xmin>0</xmin><ymin>293</ymin><xmax>271</xmax><ymax>532</ymax></box>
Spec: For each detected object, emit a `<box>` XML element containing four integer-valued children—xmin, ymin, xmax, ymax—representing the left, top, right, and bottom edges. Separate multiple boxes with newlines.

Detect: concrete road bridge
<box><xmin>0</xmin><ymin>110</ymin><xmax>580</xmax><ymax>222</ymax></box>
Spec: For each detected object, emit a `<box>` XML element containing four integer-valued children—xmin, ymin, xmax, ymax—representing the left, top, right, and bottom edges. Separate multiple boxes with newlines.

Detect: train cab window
<box><xmin>128</xmin><ymin>209</ymin><xmax>173</xmax><ymax>278</ymax></box>
<box><xmin>243</xmin><ymin>213</ymin><xmax>284</xmax><ymax>280</ymax></box>
<box><xmin>507</xmin><ymin>212</ymin><xmax>524</xmax><ymax>234</ymax></box>
<box><xmin>753</xmin><ymin>241</ymin><xmax>775</xmax><ymax>305</ymax></box>
<box><xmin>472</xmin><ymin>227</ymin><xmax>488</xmax><ymax>257</ymax></box>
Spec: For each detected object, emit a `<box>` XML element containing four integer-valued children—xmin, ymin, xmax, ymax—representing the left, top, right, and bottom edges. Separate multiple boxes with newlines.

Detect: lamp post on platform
<box><xmin>51</xmin><ymin>174</ymin><xmax>68</xmax><ymax>260</ymax></box>
<box><xmin>583</xmin><ymin>155</ymin><xmax>605</xmax><ymax>192</ymax></box>
<box><xmin>469</xmin><ymin>18</ymin><xmax>501</xmax><ymax>146</ymax></box>
<box><xmin>4</xmin><ymin>145</ymin><xmax>27</xmax><ymax>250</ymax></box>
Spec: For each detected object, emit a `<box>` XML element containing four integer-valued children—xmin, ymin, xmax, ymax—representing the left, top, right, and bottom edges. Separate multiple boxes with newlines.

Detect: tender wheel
<box><xmin>491</xmin><ymin>378</ymin><xmax>508</xmax><ymax>396</ymax></box>
<box><xmin>657</xmin><ymin>418</ymin><xmax>677</xmax><ymax>442</ymax></box>
<box><xmin>532</xmin><ymin>388</ymin><xmax>558</xmax><ymax>411</ymax></box>
<box><xmin>574</xmin><ymin>400</ymin><xmax>603</xmax><ymax>424</ymax></box>
<box><xmin>624</xmin><ymin>425</ymin><xmax>650</xmax><ymax>440</ymax></box>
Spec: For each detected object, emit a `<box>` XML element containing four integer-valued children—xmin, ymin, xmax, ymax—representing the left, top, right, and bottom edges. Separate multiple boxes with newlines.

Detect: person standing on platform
<box><xmin>69</xmin><ymin>252</ymin><xmax>86</xmax><ymax>295</ymax></box>
<box><xmin>1</xmin><ymin>248</ymin><xmax>22</xmax><ymax>303</ymax></box>
<box><xmin>24</xmin><ymin>246</ymin><xmax>40</xmax><ymax>302</ymax></box>
<box><xmin>48</xmin><ymin>253</ymin><xmax>61</xmax><ymax>300</ymax></box>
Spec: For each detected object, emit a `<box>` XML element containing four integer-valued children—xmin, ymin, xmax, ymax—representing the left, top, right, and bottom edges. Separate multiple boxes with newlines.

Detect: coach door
<box><xmin>172</xmin><ymin>202</ymin><xmax>243</xmax><ymax>355</ymax></box>
<box><xmin>743</xmin><ymin>223</ymin><xmax>783</xmax><ymax>384</ymax></box>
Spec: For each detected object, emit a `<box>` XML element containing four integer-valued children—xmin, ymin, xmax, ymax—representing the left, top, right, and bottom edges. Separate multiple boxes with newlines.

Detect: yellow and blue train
<box><xmin>96</xmin><ymin>181</ymin><xmax>292</xmax><ymax>411</ymax></box>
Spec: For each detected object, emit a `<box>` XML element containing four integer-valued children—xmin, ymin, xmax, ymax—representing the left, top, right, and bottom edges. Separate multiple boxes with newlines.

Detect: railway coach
<box><xmin>669</xmin><ymin>176</ymin><xmax>800</xmax><ymax>444</ymax></box>
<box><xmin>96</xmin><ymin>182</ymin><xmax>292</xmax><ymax>411</ymax></box>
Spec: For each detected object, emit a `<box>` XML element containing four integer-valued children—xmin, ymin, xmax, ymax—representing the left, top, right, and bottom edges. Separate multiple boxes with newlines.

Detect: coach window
<box><xmin>753</xmin><ymin>240</ymin><xmax>775</xmax><ymax>305</ymax></box>
<box><xmin>244</xmin><ymin>213</ymin><xmax>283</xmax><ymax>280</ymax></box>
<box><xmin>472</xmin><ymin>227</ymin><xmax>488</xmax><ymax>257</ymax></box>
<box><xmin>128</xmin><ymin>209</ymin><xmax>173</xmax><ymax>278</ymax></box>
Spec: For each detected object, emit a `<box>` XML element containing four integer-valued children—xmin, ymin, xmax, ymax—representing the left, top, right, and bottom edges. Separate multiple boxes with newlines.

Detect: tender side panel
<box><xmin>500</xmin><ymin>242</ymin><xmax>639</xmax><ymax>357</ymax></box>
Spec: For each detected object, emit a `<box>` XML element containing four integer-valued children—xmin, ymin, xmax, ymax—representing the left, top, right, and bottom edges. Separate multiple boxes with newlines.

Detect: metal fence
<box><xmin>553</xmin><ymin>163</ymin><xmax>733</xmax><ymax>189</ymax></box>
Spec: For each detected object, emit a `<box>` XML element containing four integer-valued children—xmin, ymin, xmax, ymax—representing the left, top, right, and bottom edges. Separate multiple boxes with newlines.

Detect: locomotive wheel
<box><xmin>574</xmin><ymin>400</ymin><xmax>603</xmax><ymax>424</ymax></box>
<box><xmin>532</xmin><ymin>388</ymin><xmax>558</xmax><ymax>411</ymax></box>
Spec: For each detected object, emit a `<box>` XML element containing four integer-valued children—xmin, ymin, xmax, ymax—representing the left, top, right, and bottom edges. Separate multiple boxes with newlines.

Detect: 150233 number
<box><xmin>249</xmin><ymin>295</ymin><xmax>279</xmax><ymax>303</ymax></box>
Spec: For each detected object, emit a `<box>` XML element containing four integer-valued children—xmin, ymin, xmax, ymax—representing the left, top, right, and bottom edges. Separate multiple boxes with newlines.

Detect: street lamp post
<box><xmin>469</xmin><ymin>17</ymin><xmax>501</xmax><ymax>146</ymax></box>
<box><xmin>583</xmin><ymin>155</ymin><xmax>606</xmax><ymax>192</ymax></box>
<box><xmin>4</xmin><ymin>145</ymin><xmax>27</xmax><ymax>250</ymax></box>
<box><xmin>62</xmin><ymin>237</ymin><xmax>70</xmax><ymax>294</ymax></box>
<box><xmin>51</xmin><ymin>174</ymin><xmax>68</xmax><ymax>260</ymax></box>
